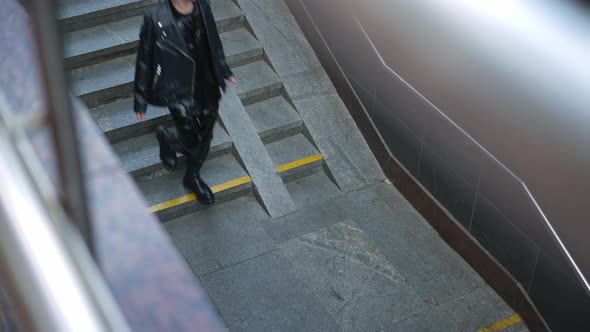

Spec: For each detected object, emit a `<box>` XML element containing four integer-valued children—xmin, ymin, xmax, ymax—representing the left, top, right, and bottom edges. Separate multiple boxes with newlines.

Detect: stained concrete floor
<box><xmin>166</xmin><ymin>172</ymin><xmax>529</xmax><ymax>332</ymax></box>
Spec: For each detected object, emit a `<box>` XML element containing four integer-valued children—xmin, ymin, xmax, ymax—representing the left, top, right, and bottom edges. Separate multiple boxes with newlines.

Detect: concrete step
<box><xmin>93</xmin><ymin>98</ymin><xmax>169</xmax><ymax>143</ymax></box>
<box><xmin>97</xmin><ymin>93</ymin><xmax>299</xmax><ymax>147</ymax></box>
<box><xmin>59</xmin><ymin>0</ymin><xmax>243</xmax><ymax>32</ymax></box>
<box><xmin>92</xmin><ymin>62</ymin><xmax>282</xmax><ymax>146</ymax></box>
<box><xmin>72</xmin><ymin>29</ymin><xmax>263</xmax><ymax>108</ymax></box>
<box><xmin>113</xmin><ymin>122</ymin><xmax>232</xmax><ymax>177</ymax></box>
<box><xmin>140</xmin><ymin>153</ymin><xmax>252</xmax><ymax>221</ymax></box>
<box><xmin>142</xmin><ymin>135</ymin><xmax>327</xmax><ymax>221</ymax></box>
<box><xmin>265</xmin><ymin>133</ymin><xmax>324</xmax><ymax>183</ymax></box>
<box><xmin>64</xmin><ymin>5</ymin><xmax>248</xmax><ymax>68</ymax></box>
<box><xmin>233</xmin><ymin>60</ymin><xmax>283</xmax><ymax>106</ymax></box>
<box><xmin>245</xmin><ymin>95</ymin><xmax>303</xmax><ymax>144</ymax></box>
<box><xmin>285</xmin><ymin>170</ymin><xmax>342</xmax><ymax>210</ymax></box>
<box><xmin>59</xmin><ymin>0</ymin><xmax>158</xmax><ymax>32</ymax></box>
<box><xmin>64</xmin><ymin>15</ymin><xmax>143</xmax><ymax>68</ymax></box>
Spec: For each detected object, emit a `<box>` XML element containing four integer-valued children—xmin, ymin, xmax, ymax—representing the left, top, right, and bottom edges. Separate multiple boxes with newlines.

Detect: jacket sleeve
<box><xmin>203</xmin><ymin>3</ymin><xmax>233</xmax><ymax>79</ymax></box>
<box><xmin>217</xmin><ymin>35</ymin><xmax>233</xmax><ymax>79</ymax></box>
<box><xmin>133</xmin><ymin>15</ymin><xmax>154</xmax><ymax>114</ymax></box>
<box><xmin>218</xmin><ymin>34</ymin><xmax>233</xmax><ymax>79</ymax></box>
<box><xmin>220</xmin><ymin>56</ymin><xmax>233</xmax><ymax>79</ymax></box>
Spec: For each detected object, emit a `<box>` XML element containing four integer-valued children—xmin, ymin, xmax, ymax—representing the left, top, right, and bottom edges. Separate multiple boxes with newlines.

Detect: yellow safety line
<box><xmin>276</xmin><ymin>153</ymin><xmax>323</xmax><ymax>173</ymax></box>
<box><xmin>149</xmin><ymin>175</ymin><xmax>252</xmax><ymax>213</ymax></box>
<box><xmin>149</xmin><ymin>154</ymin><xmax>324</xmax><ymax>213</ymax></box>
<box><xmin>211</xmin><ymin>175</ymin><xmax>252</xmax><ymax>193</ymax></box>
<box><xmin>149</xmin><ymin>194</ymin><xmax>197</xmax><ymax>213</ymax></box>
<box><xmin>477</xmin><ymin>314</ymin><xmax>522</xmax><ymax>332</ymax></box>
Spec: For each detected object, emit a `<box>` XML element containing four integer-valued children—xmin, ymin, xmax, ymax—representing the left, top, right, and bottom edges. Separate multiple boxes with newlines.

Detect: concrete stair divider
<box><xmin>66</xmin><ymin>0</ymin><xmax>334</xmax><ymax>221</ymax></box>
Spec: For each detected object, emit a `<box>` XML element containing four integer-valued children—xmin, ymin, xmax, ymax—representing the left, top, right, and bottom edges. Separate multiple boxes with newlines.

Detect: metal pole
<box><xmin>0</xmin><ymin>125</ymin><xmax>131</xmax><ymax>332</ymax></box>
<box><xmin>0</xmin><ymin>0</ymin><xmax>133</xmax><ymax>329</ymax></box>
<box><xmin>25</xmin><ymin>0</ymin><xmax>95</xmax><ymax>257</ymax></box>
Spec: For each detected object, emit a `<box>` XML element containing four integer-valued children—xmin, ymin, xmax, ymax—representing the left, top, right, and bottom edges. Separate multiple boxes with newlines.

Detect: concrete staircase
<box><xmin>62</xmin><ymin>0</ymin><xmax>332</xmax><ymax>222</ymax></box>
<box><xmin>58</xmin><ymin>2</ymin><xmax>530</xmax><ymax>331</ymax></box>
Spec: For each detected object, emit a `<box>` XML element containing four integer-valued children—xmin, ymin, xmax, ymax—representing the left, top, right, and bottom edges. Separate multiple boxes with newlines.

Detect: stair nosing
<box><xmin>151</xmin><ymin>152</ymin><xmax>325</xmax><ymax>221</ymax></box>
<box><xmin>116</xmin><ymin>130</ymin><xmax>233</xmax><ymax>177</ymax></box>
<box><xmin>154</xmin><ymin>180</ymin><xmax>253</xmax><ymax>222</ymax></box>
<box><xmin>128</xmin><ymin>144</ymin><xmax>234</xmax><ymax>178</ymax></box>
<box><xmin>59</xmin><ymin>0</ymin><xmax>158</xmax><ymax>27</ymax></box>
<box><xmin>246</xmin><ymin>96</ymin><xmax>304</xmax><ymax>144</ymax></box>
<box><xmin>65</xmin><ymin>16</ymin><xmax>249</xmax><ymax>68</ymax></box>
<box><xmin>259</xmin><ymin>120</ymin><xmax>304</xmax><ymax>145</ymax></box>
<box><xmin>91</xmin><ymin>60</ymin><xmax>283</xmax><ymax>143</ymax></box>
<box><xmin>102</xmin><ymin>111</ymin><xmax>172</xmax><ymax>143</ymax></box>
<box><xmin>75</xmin><ymin>47</ymin><xmax>267</xmax><ymax>107</ymax></box>
<box><xmin>105</xmin><ymin>109</ymin><xmax>303</xmax><ymax>178</ymax></box>
<box><xmin>96</xmin><ymin>72</ymin><xmax>283</xmax><ymax>143</ymax></box>
<box><xmin>279</xmin><ymin>158</ymin><xmax>325</xmax><ymax>183</ymax></box>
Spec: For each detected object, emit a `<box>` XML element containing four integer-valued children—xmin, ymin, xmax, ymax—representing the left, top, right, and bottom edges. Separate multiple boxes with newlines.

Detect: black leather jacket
<box><xmin>133</xmin><ymin>0</ymin><xmax>233</xmax><ymax>113</ymax></box>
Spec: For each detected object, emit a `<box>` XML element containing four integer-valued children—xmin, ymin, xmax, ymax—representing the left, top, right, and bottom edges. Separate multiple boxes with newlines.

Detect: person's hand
<box><xmin>225</xmin><ymin>76</ymin><xmax>236</xmax><ymax>84</ymax></box>
<box><xmin>136</xmin><ymin>112</ymin><xmax>146</xmax><ymax>121</ymax></box>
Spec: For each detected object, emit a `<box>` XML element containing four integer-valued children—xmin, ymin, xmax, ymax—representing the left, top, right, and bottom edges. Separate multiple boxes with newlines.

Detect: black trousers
<box><xmin>168</xmin><ymin>100</ymin><xmax>219</xmax><ymax>179</ymax></box>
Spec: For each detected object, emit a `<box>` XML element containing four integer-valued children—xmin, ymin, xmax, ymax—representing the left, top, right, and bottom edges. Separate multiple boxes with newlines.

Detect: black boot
<box><xmin>183</xmin><ymin>172</ymin><xmax>215</xmax><ymax>205</ymax></box>
<box><xmin>156</xmin><ymin>125</ymin><xmax>177</xmax><ymax>171</ymax></box>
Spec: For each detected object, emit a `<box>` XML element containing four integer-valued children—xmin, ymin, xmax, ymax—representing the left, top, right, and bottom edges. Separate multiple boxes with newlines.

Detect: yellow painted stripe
<box><xmin>149</xmin><ymin>153</ymin><xmax>324</xmax><ymax>213</ymax></box>
<box><xmin>149</xmin><ymin>194</ymin><xmax>197</xmax><ymax>213</ymax></box>
<box><xmin>149</xmin><ymin>176</ymin><xmax>252</xmax><ymax>213</ymax></box>
<box><xmin>276</xmin><ymin>153</ymin><xmax>323</xmax><ymax>173</ymax></box>
<box><xmin>211</xmin><ymin>175</ymin><xmax>252</xmax><ymax>193</ymax></box>
<box><xmin>477</xmin><ymin>314</ymin><xmax>522</xmax><ymax>332</ymax></box>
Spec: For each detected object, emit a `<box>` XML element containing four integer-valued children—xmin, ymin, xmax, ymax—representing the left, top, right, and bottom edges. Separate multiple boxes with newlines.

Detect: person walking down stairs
<box><xmin>133</xmin><ymin>0</ymin><xmax>236</xmax><ymax>205</ymax></box>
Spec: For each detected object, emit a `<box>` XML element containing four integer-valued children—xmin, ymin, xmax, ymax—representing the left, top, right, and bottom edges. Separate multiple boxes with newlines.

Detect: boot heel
<box><xmin>183</xmin><ymin>175</ymin><xmax>215</xmax><ymax>205</ymax></box>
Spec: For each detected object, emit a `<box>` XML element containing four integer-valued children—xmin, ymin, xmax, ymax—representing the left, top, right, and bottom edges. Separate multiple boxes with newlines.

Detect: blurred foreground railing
<box><xmin>0</xmin><ymin>95</ymin><xmax>129</xmax><ymax>331</ymax></box>
<box><xmin>0</xmin><ymin>0</ymin><xmax>132</xmax><ymax>330</ymax></box>
<box><xmin>0</xmin><ymin>93</ymin><xmax>131</xmax><ymax>331</ymax></box>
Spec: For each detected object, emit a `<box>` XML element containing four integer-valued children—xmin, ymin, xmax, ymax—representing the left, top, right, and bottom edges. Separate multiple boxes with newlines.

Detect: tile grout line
<box><xmin>198</xmin><ymin>248</ymin><xmax>281</xmax><ymax>279</ymax></box>
<box><xmin>172</xmin><ymin>249</ymin><xmax>232</xmax><ymax>329</ymax></box>
<box><xmin>375</xmin><ymin>287</ymin><xmax>485</xmax><ymax>332</ymax></box>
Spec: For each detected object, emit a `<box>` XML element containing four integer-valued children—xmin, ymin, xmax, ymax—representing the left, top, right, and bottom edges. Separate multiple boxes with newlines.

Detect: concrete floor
<box><xmin>166</xmin><ymin>172</ymin><xmax>529</xmax><ymax>332</ymax></box>
<box><xmin>51</xmin><ymin>0</ymin><xmax>532</xmax><ymax>329</ymax></box>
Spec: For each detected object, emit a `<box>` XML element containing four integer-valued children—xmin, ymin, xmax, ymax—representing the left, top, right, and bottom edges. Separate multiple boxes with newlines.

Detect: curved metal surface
<box><xmin>0</xmin><ymin>94</ymin><xmax>131</xmax><ymax>332</ymax></box>
<box><xmin>27</xmin><ymin>0</ymin><xmax>95</xmax><ymax>257</ymax></box>
<box><xmin>350</xmin><ymin>0</ymin><xmax>590</xmax><ymax>282</ymax></box>
<box><xmin>351</xmin><ymin>13</ymin><xmax>590</xmax><ymax>297</ymax></box>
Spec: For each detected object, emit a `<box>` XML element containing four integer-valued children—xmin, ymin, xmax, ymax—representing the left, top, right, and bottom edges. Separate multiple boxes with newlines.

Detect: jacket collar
<box><xmin>160</xmin><ymin>0</ymin><xmax>192</xmax><ymax>55</ymax></box>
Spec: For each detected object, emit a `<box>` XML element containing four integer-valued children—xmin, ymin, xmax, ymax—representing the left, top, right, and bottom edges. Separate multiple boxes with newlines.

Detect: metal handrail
<box><xmin>0</xmin><ymin>0</ymin><xmax>133</xmax><ymax>329</ymax></box>
<box><xmin>0</xmin><ymin>93</ymin><xmax>131</xmax><ymax>331</ymax></box>
<box><xmin>351</xmin><ymin>14</ymin><xmax>590</xmax><ymax>297</ymax></box>
<box><xmin>24</xmin><ymin>0</ymin><xmax>95</xmax><ymax>256</ymax></box>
